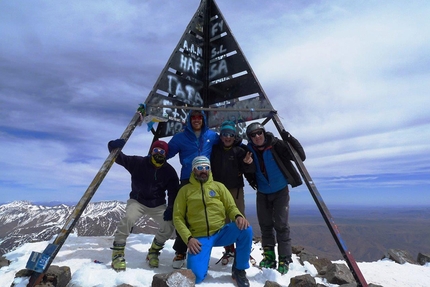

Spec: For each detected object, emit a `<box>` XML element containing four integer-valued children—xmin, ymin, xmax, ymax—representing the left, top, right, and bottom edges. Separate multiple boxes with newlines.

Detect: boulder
<box><xmin>324</xmin><ymin>263</ymin><xmax>355</xmax><ymax>285</ymax></box>
<box><xmin>417</xmin><ymin>252</ymin><xmax>430</xmax><ymax>266</ymax></box>
<box><xmin>152</xmin><ymin>269</ymin><xmax>195</xmax><ymax>287</ymax></box>
<box><xmin>1</xmin><ymin>256</ymin><xmax>11</xmax><ymax>268</ymax></box>
<box><xmin>13</xmin><ymin>265</ymin><xmax>71</xmax><ymax>287</ymax></box>
<box><xmin>382</xmin><ymin>249</ymin><xmax>416</xmax><ymax>264</ymax></box>
<box><xmin>289</xmin><ymin>274</ymin><xmax>316</xmax><ymax>287</ymax></box>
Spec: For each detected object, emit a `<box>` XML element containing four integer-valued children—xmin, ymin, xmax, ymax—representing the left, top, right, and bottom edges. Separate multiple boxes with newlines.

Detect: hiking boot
<box><xmin>277</xmin><ymin>255</ymin><xmax>292</xmax><ymax>275</ymax></box>
<box><xmin>232</xmin><ymin>266</ymin><xmax>250</xmax><ymax>287</ymax></box>
<box><xmin>111</xmin><ymin>242</ymin><xmax>126</xmax><ymax>271</ymax></box>
<box><xmin>259</xmin><ymin>246</ymin><xmax>277</xmax><ymax>269</ymax></box>
<box><xmin>172</xmin><ymin>252</ymin><xmax>186</xmax><ymax>269</ymax></box>
<box><xmin>146</xmin><ymin>239</ymin><xmax>163</xmax><ymax>268</ymax></box>
<box><xmin>221</xmin><ymin>244</ymin><xmax>235</xmax><ymax>265</ymax></box>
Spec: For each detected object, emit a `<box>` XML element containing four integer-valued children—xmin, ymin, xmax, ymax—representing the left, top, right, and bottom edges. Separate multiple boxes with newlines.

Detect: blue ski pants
<box><xmin>187</xmin><ymin>222</ymin><xmax>253</xmax><ymax>284</ymax></box>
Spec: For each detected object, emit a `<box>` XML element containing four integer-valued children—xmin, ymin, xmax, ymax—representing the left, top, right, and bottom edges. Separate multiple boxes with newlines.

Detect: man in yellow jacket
<box><xmin>173</xmin><ymin>156</ymin><xmax>253</xmax><ymax>286</ymax></box>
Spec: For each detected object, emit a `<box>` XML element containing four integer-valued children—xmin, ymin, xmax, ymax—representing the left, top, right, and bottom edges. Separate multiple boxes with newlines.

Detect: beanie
<box><xmin>192</xmin><ymin>156</ymin><xmax>211</xmax><ymax>170</ymax></box>
<box><xmin>150</xmin><ymin>140</ymin><xmax>169</xmax><ymax>154</ymax></box>
<box><xmin>220</xmin><ymin>120</ymin><xmax>236</xmax><ymax>134</ymax></box>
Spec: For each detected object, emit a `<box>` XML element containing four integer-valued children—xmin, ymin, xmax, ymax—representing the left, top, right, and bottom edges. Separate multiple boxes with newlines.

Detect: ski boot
<box><xmin>259</xmin><ymin>246</ymin><xmax>277</xmax><ymax>269</ymax></box>
<box><xmin>277</xmin><ymin>255</ymin><xmax>292</xmax><ymax>275</ymax></box>
<box><xmin>111</xmin><ymin>242</ymin><xmax>126</xmax><ymax>271</ymax></box>
<box><xmin>232</xmin><ymin>260</ymin><xmax>250</xmax><ymax>287</ymax></box>
<box><xmin>146</xmin><ymin>239</ymin><xmax>163</xmax><ymax>268</ymax></box>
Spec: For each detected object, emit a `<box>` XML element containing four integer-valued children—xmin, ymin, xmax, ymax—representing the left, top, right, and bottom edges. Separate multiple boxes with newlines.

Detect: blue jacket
<box><xmin>167</xmin><ymin>110</ymin><xmax>219</xmax><ymax>180</ymax></box>
<box><xmin>247</xmin><ymin>132</ymin><xmax>305</xmax><ymax>193</ymax></box>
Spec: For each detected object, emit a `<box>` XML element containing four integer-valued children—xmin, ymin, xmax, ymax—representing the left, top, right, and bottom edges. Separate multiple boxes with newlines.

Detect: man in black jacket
<box><xmin>210</xmin><ymin>120</ymin><xmax>255</xmax><ymax>265</ymax></box>
<box><xmin>245</xmin><ymin>122</ymin><xmax>306</xmax><ymax>275</ymax></box>
<box><xmin>108</xmin><ymin>139</ymin><xmax>180</xmax><ymax>271</ymax></box>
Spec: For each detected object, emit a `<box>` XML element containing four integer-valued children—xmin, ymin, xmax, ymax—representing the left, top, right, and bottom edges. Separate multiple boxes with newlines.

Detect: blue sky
<box><xmin>1</xmin><ymin>0</ymin><xmax>429</xmax><ymax>207</ymax></box>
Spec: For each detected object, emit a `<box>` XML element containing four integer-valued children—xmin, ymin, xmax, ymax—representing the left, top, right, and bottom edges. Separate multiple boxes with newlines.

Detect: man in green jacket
<box><xmin>173</xmin><ymin>156</ymin><xmax>253</xmax><ymax>286</ymax></box>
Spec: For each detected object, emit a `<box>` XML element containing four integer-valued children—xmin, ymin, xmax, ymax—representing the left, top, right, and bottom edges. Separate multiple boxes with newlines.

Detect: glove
<box><xmin>163</xmin><ymin>207</ymin><xmax>173</xmax><ymax>221</ymax></box>
<box><xmin>280</xmin><ymin>130</ymin><xmax>292</xmax><ymax>143</ymax></box>
<box><xmin>108</xmin><ymin>139</ymin><xmax>126</xmax><ymax>149</ymax></box>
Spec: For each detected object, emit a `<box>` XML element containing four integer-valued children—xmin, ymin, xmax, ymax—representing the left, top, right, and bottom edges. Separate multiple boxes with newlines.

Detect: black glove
<box><xmin>280</xmin><ymin>130</ymin><xmax>292</xmax><ymax>143</ymax></box>
<box><xmin>163</xmin><ymin>207</ymin><xmax>173</xmax><ymax>221</ymax></box>
<box><xmin>108</xmin><ymin>139</ymin><xmax>126</xmax><ymax>149</ymax></box>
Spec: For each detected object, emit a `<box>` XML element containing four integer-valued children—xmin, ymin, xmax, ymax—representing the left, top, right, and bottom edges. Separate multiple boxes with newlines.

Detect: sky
<box><xmin>1</xmin><ymin>0</ymin><xmax>430</xmax><ymax>207</ymax></box>
<box><xmin>2</xmin><ymin>233</ymin><xmax>430</xmax><ymax>287</ymax></box>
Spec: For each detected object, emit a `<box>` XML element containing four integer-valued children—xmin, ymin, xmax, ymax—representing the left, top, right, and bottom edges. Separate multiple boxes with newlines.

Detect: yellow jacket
<box><xmin>173</xmin><ymin>171</ymin><xmax>243</xmax><ymax>244</ymax></box>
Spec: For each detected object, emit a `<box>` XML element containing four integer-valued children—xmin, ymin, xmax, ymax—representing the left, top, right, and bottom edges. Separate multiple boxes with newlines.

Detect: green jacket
<box><xmin>173</xmin><ymin>171</ymin><xmax>243</xmax><ymax>244</ymax></box>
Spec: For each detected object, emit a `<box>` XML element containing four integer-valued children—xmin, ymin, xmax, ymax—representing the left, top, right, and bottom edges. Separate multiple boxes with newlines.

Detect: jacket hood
<box><xmin>185</xmin><ymin>110</ymin><xmax>209</xmax><ymax>133</ymax></box>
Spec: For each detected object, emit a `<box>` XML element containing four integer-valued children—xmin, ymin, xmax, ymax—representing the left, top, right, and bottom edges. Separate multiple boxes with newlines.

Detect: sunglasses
<box><xmin>191</xmin><ymin>115</ymin><xmax>203</xmax><ymax>120</ymax></box>
<box><xmin>221</xmin><ymin>132</ymin><xmax>235</xmax><ymax>138</ymax></box>
<box><xmin>250</xmin><ymin>130</ymin><xmax>264</xmax><ymax>138</ymax></box>
<box><xmin>195</xmin><ymin>165</ymin><xmax>210</xmax><ymax>171</ymax></box>
<box><xmin>152</xmin><ymin>148</ymin><xmax>166</xmax><ymax>155</ymax></box>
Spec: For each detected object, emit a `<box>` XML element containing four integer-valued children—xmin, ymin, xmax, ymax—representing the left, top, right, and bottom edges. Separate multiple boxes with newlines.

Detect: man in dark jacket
<box><xmin>108</xmin><ymin>139</ymin><xmax>180</xmax><ymax>271</ymax></box>
<box><xmin>245</xmin><ymin>122</ymin><xmax>306</xmax><ymax>275</ymax></box>
<box><xmin>210</xmin><ymin>120</ymin><xmax>255</xmax><ymax>265</ymax></box>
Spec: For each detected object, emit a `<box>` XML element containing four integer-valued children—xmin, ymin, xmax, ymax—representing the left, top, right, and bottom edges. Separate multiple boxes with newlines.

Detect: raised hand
<box><xmin>243</xmin><ymin>151</ymin><xmax>253</xmax><ymax>164</ymax></box>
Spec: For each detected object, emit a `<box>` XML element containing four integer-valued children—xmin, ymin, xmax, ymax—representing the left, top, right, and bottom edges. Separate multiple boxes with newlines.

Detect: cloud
<box><xmin>0</xmin><ymin>0</ymin><xmax>429</xmax><ymax>206</ymax></box>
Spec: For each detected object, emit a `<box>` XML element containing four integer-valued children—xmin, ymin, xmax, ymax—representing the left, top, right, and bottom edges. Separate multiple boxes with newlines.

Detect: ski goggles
<box><xmin>152</xmin><ymin>148</ymin><xmax>166</xmax><ymax>155</ymax></box>
<box><xmin>195</xmin><ymin>165</ymin><xmax>210</xmax><ymax>171</ymax></box>
<box><xmin>250</xmin><ymin>130</ymin><xmax>264</xmax><ymax>138</ymax></box>
<box><xmin>221</xmin><ymin>132</ymin><xmax>235</xmax><ymax>138</ymax></box>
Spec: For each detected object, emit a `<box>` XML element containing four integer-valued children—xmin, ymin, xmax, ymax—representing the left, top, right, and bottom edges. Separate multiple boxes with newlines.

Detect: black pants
<box><xmin>256</xmin><ymin>187</ymin><xmax>291</xmax><ymax>257</ymax></box>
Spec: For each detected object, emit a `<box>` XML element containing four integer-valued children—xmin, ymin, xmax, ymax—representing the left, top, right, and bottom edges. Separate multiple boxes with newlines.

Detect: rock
<box><xmin>383</xmin><ymin>249</ymin><xmax>416</xmax><ymax>264</ymax></box>
<box><xmin>1</xmin><ymin>256</ymin><xmax>11</xmax><ymax>268</ymax></box>
<box><xmin>13</xmin><ymin>265</ymin><xmax>71</xmax><ymax>287</ymax></box>
<box><xmin>292</xmin><ymin>245</ymin><xmax>305</xmax><ymax>255</ymax></box>
<box><xmin>324</xmin><ymin>263</ymin><xmax>355</xmax><ymax>285</ymax></box>
<box><xmin>298</xmin><ymin>250</ymin><xmax>318</xmax><ymax>265</ymax></box>
<box><xmin>289</xmin><ymin>274</ymin><xmax>316</xmax><ymax>287</ymax></box>
<box><xmin>264</xmin><ymin>281</ymin><xmax>282</xmax><ymax>287</ymax></box>
<box><xmin>417</xmin><ymin>252</ymin><xmax>430</xmax><ymax>266</ymax></box>
<box><xmin>152</xmin><ymin>269</ymin><xmax>195</xmax><ymax>287</ymax></box>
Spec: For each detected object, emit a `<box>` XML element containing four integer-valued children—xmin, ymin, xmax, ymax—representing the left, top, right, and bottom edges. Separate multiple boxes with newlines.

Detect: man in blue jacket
<box><xmin>245</xmin><ymin>122</ymin><xmax>306</xmax><ymax>275</ymax></box>
<box><xmin>167</xmin><ymin>109</ymin><xmax>220</xmax><ymax>268</ymax></box>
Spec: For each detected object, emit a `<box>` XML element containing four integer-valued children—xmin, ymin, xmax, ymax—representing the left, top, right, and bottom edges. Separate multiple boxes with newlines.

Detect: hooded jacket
<box><xmin>108</xmin><ymin>143</ymin><xmax>179</xmax><ymax>208</ymax></box>
<box><xmin>173</xmin><ymin>171</ymin><xmax>243</xmax><ymax>244</ymax></box>
<box><xmin>167</xmin><ymin>110</ymin><xmax>220</xmax><ymax>180</ymax></box>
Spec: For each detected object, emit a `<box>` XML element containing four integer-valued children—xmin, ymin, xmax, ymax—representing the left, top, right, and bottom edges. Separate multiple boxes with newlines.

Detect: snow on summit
<box><xmin>1</xmin><ymin>233</ymin><xmax>429</xmax><ymax>287</ymax></box>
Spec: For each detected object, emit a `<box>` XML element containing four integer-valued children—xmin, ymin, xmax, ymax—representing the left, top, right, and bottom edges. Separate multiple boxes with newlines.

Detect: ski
<box><xmin>271</xmin><ymin>114</ymin><xmax>368</xmax><ymax>287</ymax></box>
<box><xmin>25</xmin><ymin>108</ymin><xmax>145</xmax><ymax>287</ymax></box>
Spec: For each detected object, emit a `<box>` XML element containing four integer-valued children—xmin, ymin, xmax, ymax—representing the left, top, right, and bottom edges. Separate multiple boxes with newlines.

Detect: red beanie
<box><xmin>150</xmin><ymin>140</ymin><xmax>169</xmax><ymax>154</ymax></box>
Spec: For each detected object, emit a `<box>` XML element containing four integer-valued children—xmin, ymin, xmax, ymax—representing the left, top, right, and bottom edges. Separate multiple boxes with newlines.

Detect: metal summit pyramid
<box><xmin>143</xmin><ymin>0</ymin><xmax>275</xmax><ymax>139</ymax></box>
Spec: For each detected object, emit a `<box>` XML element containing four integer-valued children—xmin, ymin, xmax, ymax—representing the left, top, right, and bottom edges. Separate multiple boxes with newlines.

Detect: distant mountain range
<box><xmin>1</xmin><ymin>201</ymin><xmax>429</xmax><ymax>263</ymax></box>
<box><xmin>0</xmin><ymin>200</ymin><xmax>158</xmax><ymax>256</ymax></box>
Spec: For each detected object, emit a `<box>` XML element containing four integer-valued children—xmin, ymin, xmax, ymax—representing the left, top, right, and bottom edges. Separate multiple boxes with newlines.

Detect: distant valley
<box><xmin>1</xmin><ymin>201</ymin><xmax>429</xmax><ymax>263</ymax></box>
<box><xmin>247</xmin><ymin>204</ymin><xmax>430</xmax><ymax>262</ymax></box>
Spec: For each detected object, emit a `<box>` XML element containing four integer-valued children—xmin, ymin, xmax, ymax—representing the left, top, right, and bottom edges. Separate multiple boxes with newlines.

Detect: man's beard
<box><xmin>194</xmin><ymin>173</ymin><xmax>209</xmax><ymax>183</ymax></box>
